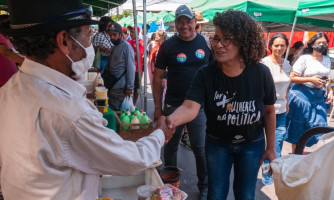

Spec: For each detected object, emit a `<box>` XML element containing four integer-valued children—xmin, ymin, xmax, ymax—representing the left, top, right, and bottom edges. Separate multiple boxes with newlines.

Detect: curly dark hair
<box><xmin>9</xmin><ymin>27</ymin><xmax>81</xmax><ymax>60</ymax></box>
<box><xmin>213</xmin><ymin>10</ymin><xmax>266</xmax><ymax>65</ymax></box>
<box><xmin>98</xmin><ymin>16</ymin><xmax>113</xmax><ymax>32</ymax></box>
<box><xmin>268</xmin><ymin>33</ymin><xmax>289</xmax><ymax>53</ymax></box>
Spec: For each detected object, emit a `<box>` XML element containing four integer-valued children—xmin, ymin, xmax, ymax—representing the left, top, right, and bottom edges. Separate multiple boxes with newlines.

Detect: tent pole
<box><xmin>143</xmin><ymin>0</ymin><xmax>148</xmax><ymax>112</ymax></box>
<box><xmin>132</xmin><ymin>0</ymin><xmax>143</xmax><ymax>109</ymax></box>
<box><xmin>285</xmin><ymin>16</ymin><xmax>297</xmax><ymax>60</ymax></box>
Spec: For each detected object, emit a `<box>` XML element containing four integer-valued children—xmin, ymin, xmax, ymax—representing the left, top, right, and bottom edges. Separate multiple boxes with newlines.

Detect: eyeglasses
<box><xmin>210</xmin><ymin>36</ymin><xmax>233</xmax><ymax>47</ymax></box>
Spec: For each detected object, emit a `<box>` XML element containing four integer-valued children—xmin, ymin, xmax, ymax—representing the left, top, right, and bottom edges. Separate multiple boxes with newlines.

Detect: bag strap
<box><xmin>103</xmin><ymin>32</ymin><xmax>113</xmax><ymax>47</ymax></box>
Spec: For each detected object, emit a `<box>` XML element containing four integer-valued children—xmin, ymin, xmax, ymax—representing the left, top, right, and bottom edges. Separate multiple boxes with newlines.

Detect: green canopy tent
<box><xmin>117</xmin><ymin>15</ymin><xmax>132</xmax><ymax>27</ymax></box>
<box><xmin>146</xmin><ymin>12</ymin><xmax>157</xmax><ymax>23</ymax></box>
<box><xmin>156</xmin><ymin>10</ymin><xmax>169</xmax><ymax>20</ymax></box>
<box><xmin>188</xmin><ymin>0</ymin><xmax>334</xmax><ymax>32</ymax></box>
<box><xmin>0</xmin><ymin>0</ymin><xmax>127</xmax><ymax>17</ymax></box>
<box><xmin>83</xmin><ymin>0</ymin><xmax>127</xmax><ymax>16</ymax></box>
<box><xmin>155</xmin><ymin>12</ymin><xmax>175</xmax><ymax>24</ymax></box>
<box><xmin>285</xmin><ymin>0</ymin><xmax>334</xmax><ymax>58</ymax></box>
<box><xmin>296</xmin><ymin>0</ymin><xmax>334</xmax><ymax>24</ymax></box>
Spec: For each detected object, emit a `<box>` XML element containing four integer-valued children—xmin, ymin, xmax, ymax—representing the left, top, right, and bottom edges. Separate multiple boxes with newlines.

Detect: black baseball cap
<box><xmin>175</xmin><ymin>5</ymin><xmax>195</xmax><ymax>20</ymax></box>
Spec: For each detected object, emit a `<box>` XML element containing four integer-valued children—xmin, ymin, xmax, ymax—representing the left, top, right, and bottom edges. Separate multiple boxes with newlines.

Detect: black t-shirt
<box><xmin>155</xmin><ymin>34</ymin><xmax>211</xmax><ymax>107</ymax></box>
<box><xmin>186</xmin><ymin>61</ymin><xmax>276</xmax><ymax>143</ymax></box>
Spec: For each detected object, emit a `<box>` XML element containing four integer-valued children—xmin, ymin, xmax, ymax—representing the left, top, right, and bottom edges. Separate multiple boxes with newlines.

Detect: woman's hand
<box><xmin>310</xmin><ymin>75</ymin><xmax>326</xmax><ymax>87</ymax></box>
<box><xmin>259</xmin><ymin>148</ymin><xmax>277</xmax><ymax>166</ymax></box>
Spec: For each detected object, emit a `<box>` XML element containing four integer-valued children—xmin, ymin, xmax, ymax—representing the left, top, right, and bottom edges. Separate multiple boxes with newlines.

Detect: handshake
<box><xmin>155</xmin><ymin>116</ymin><xmax>176</xmax><ymax>144</ymax></box>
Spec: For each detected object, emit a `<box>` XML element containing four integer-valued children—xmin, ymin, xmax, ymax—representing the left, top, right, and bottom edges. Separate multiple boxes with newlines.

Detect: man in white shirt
<box><xmin>0</xmin><ymin>0</ymin><xmax>174</xmax><ymax>200</ymax></box>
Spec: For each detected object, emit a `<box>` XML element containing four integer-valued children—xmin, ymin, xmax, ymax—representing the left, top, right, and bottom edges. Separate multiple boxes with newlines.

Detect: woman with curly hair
<box><xmin>286</xmin><ymin>32</ymin><xmax>332</xmax><ymax>152</ymax></box>
<box><xmin>166</xmin><ymin>10</ymin><xmax>276</xmax><ymax>199</ymax></box>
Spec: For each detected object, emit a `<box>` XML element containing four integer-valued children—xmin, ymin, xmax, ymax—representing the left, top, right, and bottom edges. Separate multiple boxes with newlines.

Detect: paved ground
<box><xmin>141</xmin><ymin>76</ymin><xmax>334</xmax><ymax>200</ymax></box>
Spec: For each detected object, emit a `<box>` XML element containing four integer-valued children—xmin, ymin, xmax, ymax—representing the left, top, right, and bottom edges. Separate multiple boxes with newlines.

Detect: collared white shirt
<box><xmin>0</xmin><ymin>58</ymin><xmax>164</xmax><ymax>200</ymax></box>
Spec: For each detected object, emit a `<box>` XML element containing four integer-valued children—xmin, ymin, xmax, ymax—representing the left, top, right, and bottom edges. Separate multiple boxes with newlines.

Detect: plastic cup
<box><xmin>137</xmin><ymin>185</ymin><xmax>156</xmax><ymax>200</ymax></box>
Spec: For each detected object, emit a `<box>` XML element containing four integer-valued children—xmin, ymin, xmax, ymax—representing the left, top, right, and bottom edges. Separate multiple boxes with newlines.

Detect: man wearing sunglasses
<box><xmin>153</xmin><ymin>4</ymin><xmax>211</xmax><ymax>200</ymax></box>
<box><xmin>0</xmin><ymin>0</ymin><xmax>175</xmax><ymax>199</ymax></box>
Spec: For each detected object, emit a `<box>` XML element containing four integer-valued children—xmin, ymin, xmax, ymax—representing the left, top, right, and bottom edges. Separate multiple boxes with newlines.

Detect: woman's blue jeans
<box><xmin>206</xmin><ymin>134</ymin><xmax>265</xmax><ymax>200</ymax></box>
<box><xmin>275</xmin><ymin>113</ymin><xmax>287</xmax><ymax>158</ymax></box>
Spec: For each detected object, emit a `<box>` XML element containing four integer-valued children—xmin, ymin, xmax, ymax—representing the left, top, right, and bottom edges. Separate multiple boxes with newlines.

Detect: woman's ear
<box><xmin>56</xmin><ymin>31</ymin><xmax>70</xmax><ymax>55</ymax></box>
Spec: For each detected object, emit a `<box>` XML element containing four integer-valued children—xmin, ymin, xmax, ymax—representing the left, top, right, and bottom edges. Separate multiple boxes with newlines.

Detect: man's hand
<box><xmin>125</xmin><ymin>89</ymin><xmax>133</xmax><ymax>96</ymax></box>
<box><xmin>155</xmin><ymin>116</ymin><xmax>175</xmax><ymax>144</ymax></box>
<box><xmin>154</xmin><ymin>109</ymin><xmax>163</xmax><ymax>122</ymax></box>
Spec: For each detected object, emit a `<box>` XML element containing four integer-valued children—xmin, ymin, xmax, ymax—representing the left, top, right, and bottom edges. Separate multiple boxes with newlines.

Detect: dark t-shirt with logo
<box><xmin>186</xmin><ymin>61</ymin><xmax>276</xmax><ymax>143</ymax></box>
<box><xmin>155</xmin><ymin>34</ymin><xmax>211</xmax><ymax>107</ymax></box>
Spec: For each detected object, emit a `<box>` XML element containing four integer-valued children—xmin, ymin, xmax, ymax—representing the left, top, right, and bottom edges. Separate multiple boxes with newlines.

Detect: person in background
<box><xmin>127</xmin><ymin>25</ymin><xmax>144</xmax><ymax>106</ymax></box>
<box><xmin>140</xmin><ymin>24</ymin><xmax>150</xmax><ymax>42</ymax></box>
<box><xmin>288</xmin><ymin>41</ymin><xmax>304</xmax><ymax>65</ymax></box>
<box><xmin>261</xmin><ymin>33</ymin><xmax>291</xmax><ymax>158</ymax></box>
<box><xmin>153</xmin><ymin>5</ymin><xmax>211</xmax><ymax>199</ymax></box>
<box><xmin>0</xmin><ymin>1</ymin><xmax>175</xmax><ymax>199</ymax></box>
<box><xmin>106</xmin><ymin>22</ymin><xmax>135</xmax><ymax>111</ymax></box>
<box><xmin>166</xmin><ymin>10</ymin><xmax>276</xmax><ymax>200</ymax></box>
<box><xmin>149</xmin><ymin>30</ymin><xmax>167</xmax><ymax>85</ymax></box>
<box><xmin>92</xmin><ymin>16</ymin><xmax>113</xmax><ymax>72</ymax></box>
<box><xmin>195</xmin><ymin>11</ymin><xmax>210</xmax><ymax>49</ymax></box>
<box><xmin>286</xmin><ymin>32</ymin><xmax>332</xmax><ymax>153</ymax></box>
<box><xmin>122</xmin><ymin>26</ymin><xmax>130</xmax><ymax>41</ymax></box>
<box><xmin>179</xmin><ymin>10</ymin><xmax>211</xmax><ymax>150</ymax></box>
<box><xmin>0</xmin><ymin>10</ymin><xmax>24</xmax><ymax>87</ymax></box>
<box><xmin>161</xmin><ymin>71</ymin><xmax>168</xmax><ymax>109</ymax></box>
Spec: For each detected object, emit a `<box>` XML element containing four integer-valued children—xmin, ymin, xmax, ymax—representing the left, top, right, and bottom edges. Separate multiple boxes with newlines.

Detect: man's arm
<box><xmin>0</xmin><ymin>44</ymin><xmax>24</xmax><ymax>65</ymax></box>
<box><xmin>153</xmin><ymin>68</ymin><xmax>166</xmax><ymax>121</ymax></box>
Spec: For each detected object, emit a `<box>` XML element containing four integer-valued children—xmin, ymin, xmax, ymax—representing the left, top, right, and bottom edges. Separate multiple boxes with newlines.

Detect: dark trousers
<box><xmin>163</xmin><ymin>105</ymin><xmax>208</xmax><ymax>189</ymax></box>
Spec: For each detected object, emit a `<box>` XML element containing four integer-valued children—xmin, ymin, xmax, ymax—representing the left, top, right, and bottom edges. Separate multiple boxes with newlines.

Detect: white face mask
<box><xmin>66</xmin><ymin>35</ymin><xmax>95</xmax><ymax>81</ymax></box>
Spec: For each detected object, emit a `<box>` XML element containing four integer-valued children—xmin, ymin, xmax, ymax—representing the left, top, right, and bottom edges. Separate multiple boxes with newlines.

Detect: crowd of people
<box><xmin>0</xmin><ymin>0</ymin><xmax>333</xmax><ymax>200</ymax></box>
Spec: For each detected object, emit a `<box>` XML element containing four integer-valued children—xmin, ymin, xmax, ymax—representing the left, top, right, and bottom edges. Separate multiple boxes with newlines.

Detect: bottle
<box><xmin>131</xmin><ymin>113</ymin><xmax>140</xmax><ymax>129</ymax></box>
<box><xmin>139</xmin><ymin>109</ymin><xmax>144</xmax><ymax>119</ymax></box>
<box><xmin>139</xmin><ymin>113</ymin><xmax>150</xmax><ymax>129</ymax></box>
<box><xmin>129</xmin><ymin>111</ymin><xmax>135</xmax><ymax>121</ymax></box>
<box><xmin>134</xmin><ymin>107</ymin><xmax>141</xmax><ymax>117</ymax></box>
<box><xmin>261</xmin><ymin>158</ymin><xmax>273</xmax><ymax>185</ymax></box>
<box><xmin>97</xmin><ymin>72</ymin><xmax>104</xmax><ymax>86</ymax></box>
<box><xmin>119</xmin><ymin>110</ymin><xmax>126</xmax><ymax>121</ymax></box>
<box><xmin>121</xmin><ymin>113</ymin><xmax>130</xmax><ymax>130</ymax></box>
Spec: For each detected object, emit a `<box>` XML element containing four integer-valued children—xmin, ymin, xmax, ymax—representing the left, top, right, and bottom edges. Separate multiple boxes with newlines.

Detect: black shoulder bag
<box><xmin>102</xmin><ymin>47</ymin><xmax>127</xmax><ymax>90</ymax></box>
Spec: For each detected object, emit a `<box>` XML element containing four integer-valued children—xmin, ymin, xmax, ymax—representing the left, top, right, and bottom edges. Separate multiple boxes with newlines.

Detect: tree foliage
<box><xmin>112</xmin><ymin>10</ymin><xmax>133</xmax><ymax>22</ymax></box>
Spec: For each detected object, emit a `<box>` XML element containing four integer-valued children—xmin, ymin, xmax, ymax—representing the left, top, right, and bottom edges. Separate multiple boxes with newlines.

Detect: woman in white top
<box><xmin>261</xmin><ymin>33</ymin><xmax>291</xmax><ymax>157</ymax></box>
<box><xmin>286</xmin><ymin>32</ymin><xmax>332</xmax><ymax>153</ymax></box>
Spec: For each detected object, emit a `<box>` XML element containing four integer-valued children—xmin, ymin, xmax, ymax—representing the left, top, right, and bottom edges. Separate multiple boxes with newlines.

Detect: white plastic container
<box><xmin>98</xmin><ymin>168</ymin><xmax>163</xmax><ymax>200</ymax></box>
